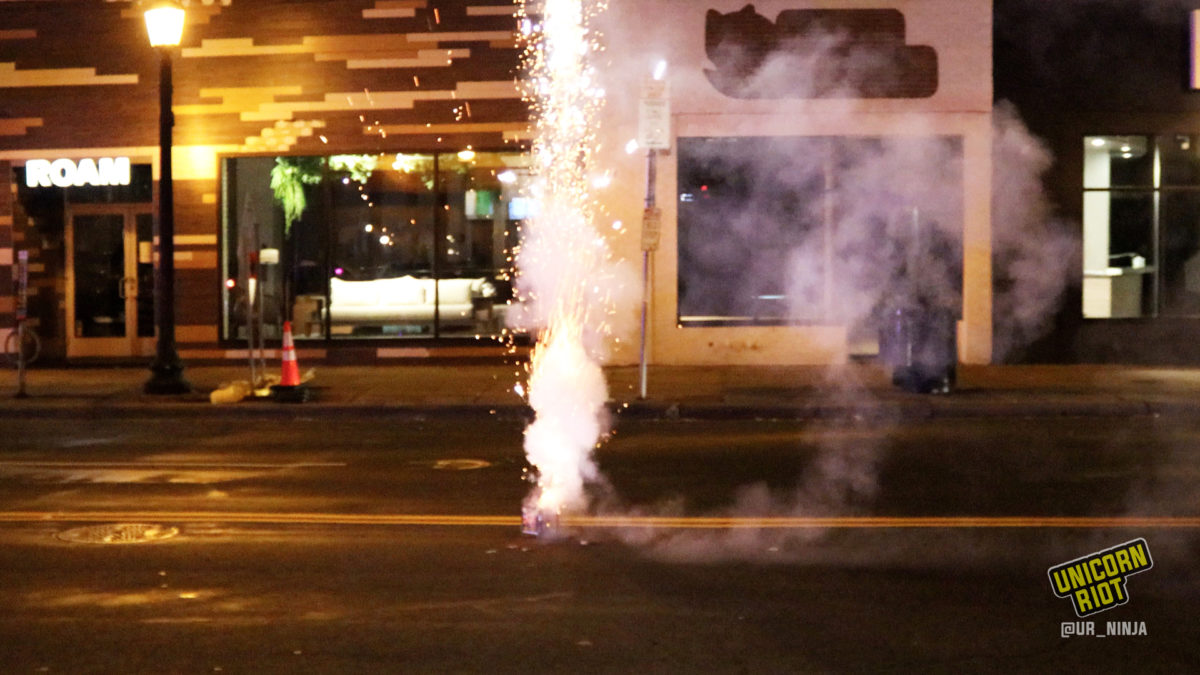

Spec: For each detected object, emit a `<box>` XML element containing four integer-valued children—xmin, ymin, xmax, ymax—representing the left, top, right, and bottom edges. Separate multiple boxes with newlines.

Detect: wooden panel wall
<box><xmin>0</xmin><ymin>164</ymin><xmax>11</xmax><ymax>331</ymax></box>
<box><xmin>0</xmin><ymin>0</ymin><xmax>527</xmax><ymax>152</ymax></box>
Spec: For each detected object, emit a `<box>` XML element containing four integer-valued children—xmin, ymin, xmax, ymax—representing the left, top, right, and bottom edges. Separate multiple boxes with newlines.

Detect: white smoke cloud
<box><xmin>676</xmin><ymin>130</ymin><xmax>967</xmax><ymax>345</ymax></box>
<box><xmin>675</xmin><ymin>100</ymin><xmax>1078</xmax><ymax>360</ymax></box>
<box><xmin>991</xmin><ymin>103</ymin><xmax>1080</xmax><ymax>360</ymax></box>
<box><xmin>515</xmin><ymin>1</ymin><xmax>1080</xmax><ymax>548</ymax></box>
<box><xmin>624</xmin><ymin>102</ymin><xmax>1080</xmax><ymax>557</ymax></box>
<box><xmin>601</xmin><ymin>428</ymin><xmax>888</xmax><ymax>563</ymax></box>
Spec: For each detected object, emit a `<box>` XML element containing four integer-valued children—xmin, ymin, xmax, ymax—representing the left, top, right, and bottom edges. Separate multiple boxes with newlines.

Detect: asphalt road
<box><xmin>0</xmin><ymin>414</ymin><xmax>1196</xmax><ymax>673</ymax></box>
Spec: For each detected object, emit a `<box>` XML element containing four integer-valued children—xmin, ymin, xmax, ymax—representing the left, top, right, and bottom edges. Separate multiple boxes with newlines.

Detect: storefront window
<box><xmin>1082</xmin><ymin>135</ymin><xmax>1200</xmax><ymax>318</ymax></box>
<box><xmin>220</xmin><ymin>152</ymin><xmax>526</xmax><ymax>342</ymax></box>
<box><xmin>676</xmin><ymin>135</ymin><xmax>963</xmax><ymax>328</ymax></box>
<box><xmin>677</xmin><ymin>136</ymin><xmax>828</xmax><ymax>325</ymax></box>
<box><xmin>436</xmin><ymin>152</ymin><xmax>520</xmax><ymax>337</ymax></box>
<box><xmin>326</xmin><ymin>153</ymin><xmax>436</xmax><ymax>338</ymax></box>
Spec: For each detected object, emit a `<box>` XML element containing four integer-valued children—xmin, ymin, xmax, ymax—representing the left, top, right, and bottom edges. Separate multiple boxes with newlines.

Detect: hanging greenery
<box><xmin>270</xmin><ymin>156</ymin><xmax>324</xmax><ymax>235</ymax></box>
<box><xmin>328</xmin><ymin>154</ymin><xmax>379</xmax><ymax>184</ymax></box>
<box><xmin>390</xmin><ymin>152</ymin><xmax>438</xmax><ymax>191</ymax></box>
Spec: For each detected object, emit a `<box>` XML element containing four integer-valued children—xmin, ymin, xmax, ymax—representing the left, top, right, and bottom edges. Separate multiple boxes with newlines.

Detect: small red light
<box><xmin>225</xmin><ymin>278</ymin><xmax>236</xmax><ymax>289</ymax></box>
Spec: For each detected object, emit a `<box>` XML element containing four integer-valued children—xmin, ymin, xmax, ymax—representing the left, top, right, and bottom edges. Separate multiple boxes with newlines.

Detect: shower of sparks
<box><xmin>515</xmin><ymin>0</ymin><xmax>619</xmax><ymax>522</ymax></box>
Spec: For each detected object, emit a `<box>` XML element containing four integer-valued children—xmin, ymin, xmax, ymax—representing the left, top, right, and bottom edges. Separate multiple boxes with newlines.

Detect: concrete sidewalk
<box><xmin>3</xmin><ymin>362</ymin><xmax>1200</xmax><ymax>420</ymax></box>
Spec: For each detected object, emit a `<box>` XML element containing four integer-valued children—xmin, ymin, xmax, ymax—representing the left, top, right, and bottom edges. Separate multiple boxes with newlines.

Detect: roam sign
<box><xmin>25</xmin><ymin>157</ymin><xmax>132</xmax><ymax>188</ymax></box>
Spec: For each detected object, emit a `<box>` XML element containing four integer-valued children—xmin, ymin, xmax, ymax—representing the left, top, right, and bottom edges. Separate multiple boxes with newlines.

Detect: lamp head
<box><xmin>144</xmin><ymin>1</ymin><xmax>185</xmax><ymax>48</ymax></box>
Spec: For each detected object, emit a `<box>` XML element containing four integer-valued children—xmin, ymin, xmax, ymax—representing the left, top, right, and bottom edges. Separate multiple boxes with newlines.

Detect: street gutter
<box><xmin>0</xmin><ymin>396</ymin><xmax>1180</xmax><ymax>421</ymax></box>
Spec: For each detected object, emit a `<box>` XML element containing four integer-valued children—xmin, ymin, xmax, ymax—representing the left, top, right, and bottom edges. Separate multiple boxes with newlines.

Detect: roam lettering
<box><xmin>25</xmin><ymin>157</ymin><xmax>131</xmax><ymax>188</ymax></box>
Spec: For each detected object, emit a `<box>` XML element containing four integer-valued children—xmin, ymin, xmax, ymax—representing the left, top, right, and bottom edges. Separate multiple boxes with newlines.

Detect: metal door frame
<box><xmin>65</xmin><ymin>204</ymin><xmax>156</xmax><ymax>358</ymax></box>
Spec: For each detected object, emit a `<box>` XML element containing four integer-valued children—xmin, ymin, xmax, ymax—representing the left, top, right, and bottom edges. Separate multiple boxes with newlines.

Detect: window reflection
<box><xmin>1082</xmin><ymin>135</ymin><xmax>1200</xmax><ymax>319</ymax></box>
<box><xmin>221</xmin><ymin>152</ymin><xmax>527</xmax><ymax>342</ymax></box>
<box><xmin>676</xmin><ymin>135</ymin><xmax>963</xmax><ymax>328</ymax></box>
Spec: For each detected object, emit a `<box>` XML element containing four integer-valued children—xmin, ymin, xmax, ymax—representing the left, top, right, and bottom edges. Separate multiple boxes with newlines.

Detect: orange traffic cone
<box><xmin>280</xmin><ymin>321</ymin><xmax>301</xmax><ymax>386</ymax></box>
<box><xmin>271</xmin><ymin>321</ymin><xmax>308</xmax><ymax>402</ymax></box>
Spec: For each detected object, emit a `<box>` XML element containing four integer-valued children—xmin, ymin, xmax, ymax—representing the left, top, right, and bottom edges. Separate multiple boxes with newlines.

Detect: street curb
<box><xmin>0</xmin><ymin>395</ymin><xmax>1189</xmax><ymax>421</ymax></box>
<box><xmin>0</xmin><ymin>400</ymin><xmax>534</xmax><ymax>421</ymax></box>
<box><xmin>619</xmin><ymin>398</ymin><xmax>1159</xmax><ymax>421</ymax></box>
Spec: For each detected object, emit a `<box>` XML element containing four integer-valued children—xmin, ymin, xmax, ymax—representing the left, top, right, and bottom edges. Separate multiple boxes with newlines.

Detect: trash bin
<box><xmin>879</xmin><ymin>305</ymin><xmax>956</xmax><ymax>394</ymax></box>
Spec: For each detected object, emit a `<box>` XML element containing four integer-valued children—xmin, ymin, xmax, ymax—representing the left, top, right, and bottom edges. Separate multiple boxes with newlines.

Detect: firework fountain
<box><xmin>515</xmin><ymin>0</ymin><xmax>624</xmax><ymax>534</ymax></box>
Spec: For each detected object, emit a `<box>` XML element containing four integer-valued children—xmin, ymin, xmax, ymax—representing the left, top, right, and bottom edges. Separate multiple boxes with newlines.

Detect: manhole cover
<box><xmin>432</xmin><ymin>459</ymin><xmax>491</xmax><ymax>471</ymax></box>
<box><xmin>57</xmin><ymin>523</ymin><xmax>179</xmax><ymax>544</ymax></box>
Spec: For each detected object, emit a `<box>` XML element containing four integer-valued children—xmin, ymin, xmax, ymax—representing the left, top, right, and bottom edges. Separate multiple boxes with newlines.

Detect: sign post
<box><xmin>638</xmin><ymin>74</ymin><xmax>670</xmax><ymax>400</ymax></box>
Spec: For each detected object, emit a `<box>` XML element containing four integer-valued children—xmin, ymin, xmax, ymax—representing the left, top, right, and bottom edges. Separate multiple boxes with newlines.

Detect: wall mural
<box><xmin>704</xmin><ymin>4</ymin><xmax>938</xmax><ymax>99</ymax></box>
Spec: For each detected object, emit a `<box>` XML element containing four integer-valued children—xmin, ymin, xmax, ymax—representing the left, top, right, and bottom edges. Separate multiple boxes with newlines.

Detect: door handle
<box><xmin>119</xmin><ymin>277</ymin><xmax>136</xmax><ymax>299</ymax></box>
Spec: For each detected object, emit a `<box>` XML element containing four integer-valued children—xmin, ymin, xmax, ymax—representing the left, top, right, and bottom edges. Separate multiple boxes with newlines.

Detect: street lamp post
<box><xmin>144</xmin><ymin>2</ymin><xmax>190</xmax><ymax>394</ymax></box>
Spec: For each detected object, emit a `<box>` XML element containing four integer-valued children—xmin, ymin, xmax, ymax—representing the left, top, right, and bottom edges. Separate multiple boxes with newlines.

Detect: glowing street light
<box><xmin>144</xmin><ymin>4</ymin><xmax>185</xmax><ymax>47</ymax></box>
<box><xmin>143</xmin><ymin>1</ymin><xmax>190</xmax><ymax>394</ymax></box>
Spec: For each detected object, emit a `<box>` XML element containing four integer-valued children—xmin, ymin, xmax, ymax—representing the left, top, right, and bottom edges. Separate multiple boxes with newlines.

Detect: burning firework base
<box><xmin>521</xmin><ymin>502</ymin><xmax>563</xmax><ymax>539</ymax></box>
<box><xmin>519</xmin><ymin>479</ymin><xmax>571</xmax><ymax>539</ymax></box>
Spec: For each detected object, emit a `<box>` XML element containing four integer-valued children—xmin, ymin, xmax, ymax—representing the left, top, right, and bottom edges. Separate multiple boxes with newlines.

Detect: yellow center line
<box><xmin>0</xmin><ymin>462</ymin><xmax>347</xmax><ymax>469</ymax></box>
<box><xmin>565</xmin><ymin>516</ymin><xmax>1200</xmax><ymax>529</ymax></box>
<box><xmin>0</xmin><ymin>512</ymin><xmax>1199</xmax><ymax>529</ymax></box>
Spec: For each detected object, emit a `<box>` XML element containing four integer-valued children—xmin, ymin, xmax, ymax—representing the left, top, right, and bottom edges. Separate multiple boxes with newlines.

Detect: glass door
<box><xmin>66</xmin><ymin>205</ymin><xmax>156</xmax><ymax>357</ymax></box>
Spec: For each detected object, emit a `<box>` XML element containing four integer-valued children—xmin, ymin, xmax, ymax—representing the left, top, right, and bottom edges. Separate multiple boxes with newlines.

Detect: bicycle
<box><xmin>4</xmin><ymin>325</ymin><xmax>40</xmax><ymax>367</ymax></box>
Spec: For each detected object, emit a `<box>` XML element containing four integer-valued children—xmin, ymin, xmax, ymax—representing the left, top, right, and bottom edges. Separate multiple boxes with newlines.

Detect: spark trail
<box><xmin>515</xmin><ymin>0</ymin><xmax>620</xmax><ymax>525</ymax></box>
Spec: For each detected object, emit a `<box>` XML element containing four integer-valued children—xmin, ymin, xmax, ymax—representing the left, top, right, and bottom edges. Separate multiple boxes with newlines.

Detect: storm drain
<box><xmin>57</xmin><ymin>523</ymin><xmax>179</xmax><ymax>544</ymax></box>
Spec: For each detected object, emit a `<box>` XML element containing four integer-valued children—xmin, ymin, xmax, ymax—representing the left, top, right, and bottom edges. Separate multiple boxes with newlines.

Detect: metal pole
<box><xmin>15</xmin><ymin>323</ymin><xmax>26</xmax><ymax>398</ymax></box>
<box><xmin>145</xmin><ymin>48</ymin><xmax>190</xmax><ymax>394</ymax></box>
<box><xmin>14</xmin><ymin>250</ymin><xmax>28</xmax><ymax>399</ymax></box>
<box><xmin>639</xmin><ymin>251</ymin><xmax>649</xmax><ymax>399</ymax></box>
<box><xmin>639</xmin><ymin>149</ymin><xmax>657</xmax><ymax>400</ymax></box>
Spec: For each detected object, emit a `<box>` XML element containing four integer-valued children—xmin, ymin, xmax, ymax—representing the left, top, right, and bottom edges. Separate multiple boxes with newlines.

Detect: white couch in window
<box><xmin>326</xmin><ymin>275</ymin><xmax>494</xmax><ymax>328</ymax></box>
